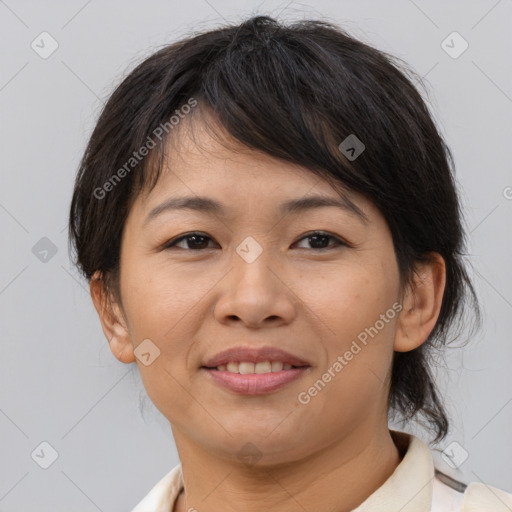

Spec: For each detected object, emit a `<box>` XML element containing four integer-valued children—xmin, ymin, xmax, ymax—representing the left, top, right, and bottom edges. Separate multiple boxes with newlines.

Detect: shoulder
<box><xmin>432</xmin><ymin>468</ymin><xmax>512</xmax><ymax>512</ymax></box>
<box><xmin>461</xmin><ymin>481</ymin><xmax>512</xmax><ymax>511</ymax></box>
<box><xmin>131</xmin><ymin>464</ymin><xmax>183</xmax><ymax>512</ymax></box>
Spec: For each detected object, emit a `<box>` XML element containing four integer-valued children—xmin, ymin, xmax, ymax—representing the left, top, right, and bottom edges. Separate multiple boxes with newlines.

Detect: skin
<box><xmin>91</xmin><ymin>116</ymin><xmax>446</xmax><ymax>512</ymax></box>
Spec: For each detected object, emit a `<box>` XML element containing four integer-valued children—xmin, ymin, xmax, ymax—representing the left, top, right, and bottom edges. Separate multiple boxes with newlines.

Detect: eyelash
<box><xmin>163</xmin><ymin>231</ymin><xmax>348</xmax><ymax>252</ymax></box>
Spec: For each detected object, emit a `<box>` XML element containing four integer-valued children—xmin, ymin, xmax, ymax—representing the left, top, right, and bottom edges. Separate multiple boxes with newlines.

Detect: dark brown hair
<box><xmin>68</xmin><ymin>15</ymin><xmax>480</xmax><ymax>442</ymax></box>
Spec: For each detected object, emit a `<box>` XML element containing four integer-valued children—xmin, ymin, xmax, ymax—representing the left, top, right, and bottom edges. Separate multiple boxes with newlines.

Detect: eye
<box><xmin>163</xmin><ymin>232</ymin><xmax>217</xmax><ymax>251</ymax></box>
<box><xmin>163</xmin><ymin>231</ymin><xmax>348</xmax><ymax>252</ymax></box>
<box><xmin>293</xmin><ymin>231</ymin><xmax>347</xmax><ymax>250</ymax></box>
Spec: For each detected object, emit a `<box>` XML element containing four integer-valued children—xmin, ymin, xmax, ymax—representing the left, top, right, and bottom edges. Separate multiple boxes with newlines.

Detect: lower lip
<box><xmin>201</xmin><ymin>367</ymin><xmax>310</xmax><ymax>395</ymax></box>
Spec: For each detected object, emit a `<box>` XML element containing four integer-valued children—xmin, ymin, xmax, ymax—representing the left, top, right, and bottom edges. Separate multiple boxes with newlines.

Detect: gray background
<box><xmin>0</xmin><ymin>0</ymin><xmax>511</xmax><ymax>510</ymax></box>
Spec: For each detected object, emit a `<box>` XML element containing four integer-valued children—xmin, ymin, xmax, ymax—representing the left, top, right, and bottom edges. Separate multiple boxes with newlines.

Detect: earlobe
<box><xmin>90</xmin><ymin>271</ymin><xmax>136</xmax><ymax>364</ymax></box>
<box><xmin>110</xmin><ymin>336</ymin><xmax>136</xmax><ymax>364</ymax></box>
<box><xmin>394</xmin><ymin>253</ymin><xmax>446</xmax><ymax>352</ymax></box>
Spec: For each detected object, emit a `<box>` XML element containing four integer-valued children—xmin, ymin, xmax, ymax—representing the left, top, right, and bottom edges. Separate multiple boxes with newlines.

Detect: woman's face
<box><xmin>111</xmin><ymin>121</ymin><xmax>406</xmax><ymax>464</ymax></box>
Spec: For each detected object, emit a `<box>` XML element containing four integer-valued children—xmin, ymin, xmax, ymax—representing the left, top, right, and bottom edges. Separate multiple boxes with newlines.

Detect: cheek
<box><xmin>304</xmin><ymin>263</ymin><xmax>397</xmax><ymax>390</ymax></box>
<box><xmin>120</xmin><ymin>256</ymin><xmax>207</xmax><ymax>340</ymax></box>
<box><xmin>124</xmin><ymin>269</ymin><xmax>201</xmax><ymax>416</ymax></box>
<box><xmin>120</xmin><ymin>259</ymin><xmax>219</xmax><ymax>402</ymax></box>
<box><xmin>306</xmin><ymin>263</ymin><xmax>392</xmax><ymax>334</ymax></box>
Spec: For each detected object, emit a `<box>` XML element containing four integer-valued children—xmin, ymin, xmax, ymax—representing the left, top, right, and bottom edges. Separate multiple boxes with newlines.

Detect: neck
<box><xmin>172</xmin><ymin>425</ymin><xmax>402</xmax><ymax>512</ymax></box>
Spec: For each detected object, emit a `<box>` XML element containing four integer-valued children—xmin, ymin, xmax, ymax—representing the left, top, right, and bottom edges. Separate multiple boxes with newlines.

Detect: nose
<box><xmin>213</xmin><ymin>245</ymin><xmax>296</xmax><ymax>329</ymax></box>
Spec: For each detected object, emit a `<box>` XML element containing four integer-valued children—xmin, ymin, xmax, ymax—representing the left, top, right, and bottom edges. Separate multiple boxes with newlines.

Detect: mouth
<box><xmin>201</xmin><ymin>364</ymin><xmax>311</xmax><ymax>395</ymax></box>
<box><xmin>200</xmin><ymin>346</ymin><xmax>311</xmax><ymax>395</ymax></box>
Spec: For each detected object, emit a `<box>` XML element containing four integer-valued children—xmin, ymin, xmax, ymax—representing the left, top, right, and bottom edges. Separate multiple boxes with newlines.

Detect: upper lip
<box><xmin>202</xmin><ymin>346</ymin><xmax>310</xmax><ymax>368</ymax></box>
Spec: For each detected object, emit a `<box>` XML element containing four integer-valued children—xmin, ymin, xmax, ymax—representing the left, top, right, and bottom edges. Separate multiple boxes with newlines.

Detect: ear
<box><xmin>90</xmin><ymin>271</ymin><xmax>135</xmax><ymax>364</ymax></box>
<box><xmin>394</xmin><ymin>253</ymin><xmax>446</xmax><ymax>352</ymax></box>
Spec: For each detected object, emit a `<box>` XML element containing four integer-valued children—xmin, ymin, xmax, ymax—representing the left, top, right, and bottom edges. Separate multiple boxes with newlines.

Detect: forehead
<box><xmin>130</xmin><ymin>113</ymin><xmax>375</xmax><ymax>225</ymax></box>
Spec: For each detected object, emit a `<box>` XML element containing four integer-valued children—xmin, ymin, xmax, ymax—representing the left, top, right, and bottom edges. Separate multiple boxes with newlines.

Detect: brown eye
<box><xmin>294</xmin><ymin>231</ymin><xmax>347</xmax><ymax>250</ymax></box>
<box><xmin>164</xmin><ymin>233</ymin><xmax>216</xmax><ymax>250</ymax></box>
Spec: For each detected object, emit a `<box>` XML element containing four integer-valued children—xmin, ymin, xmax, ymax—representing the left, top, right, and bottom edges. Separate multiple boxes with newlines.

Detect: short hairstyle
<box><xmin>68</xmin><ymin>15</ymin><xmax>481</xmax><ymax>442</ymax></box>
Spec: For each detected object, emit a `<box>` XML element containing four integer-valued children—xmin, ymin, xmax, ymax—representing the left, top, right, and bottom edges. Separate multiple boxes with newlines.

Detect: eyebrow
<box><xmin>143</xmin><ymin>194</ymin><xmax>369</xmax><ymax>227</ymax></box>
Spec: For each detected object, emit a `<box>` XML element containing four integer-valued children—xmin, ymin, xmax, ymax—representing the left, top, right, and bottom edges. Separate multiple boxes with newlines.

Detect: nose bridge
<box><xmin>235</xmin><ymin>234</ymin><xmax>267</xmax><ymax>266</ymax></box>
<box><xmin>232</xmin><ymin>234</ymin><xmax>278</xmax><ymax>293</ymax></box>
<box><xmin>213</xmin><ymin>234</ymin><xmax>295</xmax><ymax>326</ymax></box>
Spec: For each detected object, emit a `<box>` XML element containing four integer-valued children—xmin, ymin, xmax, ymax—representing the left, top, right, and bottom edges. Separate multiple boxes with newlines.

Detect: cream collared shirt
<box><xmin>131</xmin><ymin>431</ymin><xmax>512</xmax><ymax>512</ymax></box>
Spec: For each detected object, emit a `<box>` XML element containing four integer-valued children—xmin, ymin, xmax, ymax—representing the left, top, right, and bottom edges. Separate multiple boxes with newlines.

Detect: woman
<box><xmin>68</xmin><ymin>15</ymin><xmax>512</xmax><ymax>512</ymax></box>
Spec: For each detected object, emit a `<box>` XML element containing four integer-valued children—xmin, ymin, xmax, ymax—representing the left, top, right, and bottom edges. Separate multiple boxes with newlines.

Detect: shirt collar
<box><xmin>352</xmin><ymin>430</ymin><xmax>434</xmax><ymax>512</ymax></box>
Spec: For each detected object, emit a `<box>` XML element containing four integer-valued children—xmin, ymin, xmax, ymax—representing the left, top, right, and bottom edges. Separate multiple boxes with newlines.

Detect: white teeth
<box><xmin>255</xmin><ymin>361</ymin><xmax>272</xmax><ymax>374</ymax></box>
<box><xmin>215</xmin><ymin>361</ymin><xmax>297</xmax><ymax>373</ymax></box>
<box><xmin>239</xmin><ymin>362</ymin><xmax>255</xmax><ymax>374</ymax></box>
<box><xmin>227</xmin><ymin>362</ymin><xmax>238</xmax><ymax>373</ymax></box>
<box><xmin>271</xmin><ymin>361</ymin><xmax>283</xmax><ymax>372</ymax></box>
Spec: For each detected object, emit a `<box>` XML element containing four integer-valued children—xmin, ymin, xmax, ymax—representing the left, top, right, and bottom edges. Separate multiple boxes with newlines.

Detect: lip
<box><xmin>202</xmin><ymin>367</ymin><xmax>310</xmax><ymax>395</ymax></box>
<box><xmin>201</xmin><ymin>346</ymin><xmax>310</xmax><ymax>368</ymax></box>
